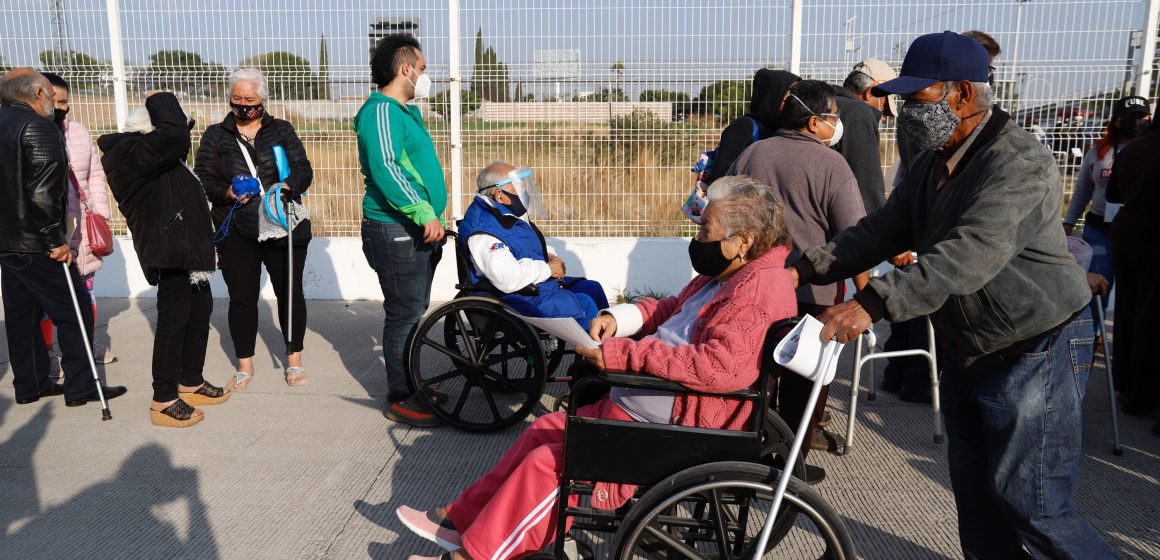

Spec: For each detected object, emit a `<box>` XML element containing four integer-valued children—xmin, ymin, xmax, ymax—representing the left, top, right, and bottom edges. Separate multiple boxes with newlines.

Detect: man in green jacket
<box><xmin>355</xmin><ymin>34</ymin><xmax>447</xmax><ymax>427</ymax></box>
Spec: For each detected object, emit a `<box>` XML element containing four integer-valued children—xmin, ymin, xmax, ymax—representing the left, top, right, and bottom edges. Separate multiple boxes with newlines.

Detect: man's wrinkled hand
<box><xmin>574</xmin><ymin>345</ymin><xmax>605</xmax><ymax>369</ymax></box>
<box><xmin>1086</xmin><ymin>272</ymin><xmax>1109</xmax><ymax>296</ymax></box>
<box><xmin>422</xmin><ymin>219</ymin><xmax>445</xmax><ymax>244</ymax></box>
<box><xmin>817</xmin><ymin>299</ymin><xmax>872</xmax><ymax>345</ymax></box>
<box><xmin>48</xmin><ymin>244</ymin><xmax>72</xmax><ymax>265</ymax></box>
<box><xmin>548</xmin><ymin>256</ymin><xmax>566</xmax><ymax>279</ymax></box>
<box><xmin>589</xmin><ymin>314</ymin><xmax>618</xmax><ymax>342</ymax></box>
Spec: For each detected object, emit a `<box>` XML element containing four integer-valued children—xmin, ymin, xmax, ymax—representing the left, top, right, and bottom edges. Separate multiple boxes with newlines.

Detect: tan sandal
<box><xmin>285</xmin><ymin>367</ymin><xmax>308</xmax><ymax>386</ymax></box>
<box><xmin>150</xmin><ymin>399</ymin><xmax>204</xmax><ymax>428</ymax></box>
<box><xmin>227</xmin><ymin>371</ymin><xmax>252</xmax><ymax>391</ymax></box>
<box><xmin>179</xmin><ymin>382</ymin><xmax>231</xmax><ymax>406</ymax></box>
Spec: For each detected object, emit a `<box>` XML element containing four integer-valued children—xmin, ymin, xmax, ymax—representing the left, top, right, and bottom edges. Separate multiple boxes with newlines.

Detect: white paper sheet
<box><xmin>507</xmin><ymin>311</ymin><xmax>601</xmax><ymax>349</ymax></box>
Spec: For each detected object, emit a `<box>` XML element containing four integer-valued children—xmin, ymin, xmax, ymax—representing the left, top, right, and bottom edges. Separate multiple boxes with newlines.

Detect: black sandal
<box><xmin>178</xmin><ymin>382</ymin><xmax>231</xmax><ymax>406</ymax></box>
<box><xmin>150</xmin><ymin>399</ymin><xmax>204</xmax><ymax>428</ymax></box>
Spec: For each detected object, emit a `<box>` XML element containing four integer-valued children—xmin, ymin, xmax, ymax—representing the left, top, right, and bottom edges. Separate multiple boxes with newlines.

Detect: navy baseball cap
<box><xmin>872</xmin><ymin>31</ymin><xmax>989</xmax><ymax>97</ymax></box>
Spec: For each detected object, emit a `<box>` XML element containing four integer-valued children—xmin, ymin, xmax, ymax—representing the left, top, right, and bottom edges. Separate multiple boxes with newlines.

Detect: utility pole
<box><xmin>49</xmin><ymin>0</ymin><xmax>71</xmax><ymax>71</ymax></box>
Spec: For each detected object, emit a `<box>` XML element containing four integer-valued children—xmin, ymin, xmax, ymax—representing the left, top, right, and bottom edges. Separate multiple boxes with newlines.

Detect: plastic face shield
<box><xmin>492</xmin><ymin>167</ymin><xmax>548</xmax><ymax>219</ymax></box>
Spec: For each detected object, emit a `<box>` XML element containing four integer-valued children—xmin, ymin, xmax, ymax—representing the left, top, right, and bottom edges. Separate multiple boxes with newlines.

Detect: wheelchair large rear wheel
<box><xmin>611</xmin><ymin>461</ymin><xmax>854</xmax><ymax>559</ymax></box>
<box><xmin>409</xmin><ymin>297</ymin><xmax>546</xmax><ymax>432</ymax></box>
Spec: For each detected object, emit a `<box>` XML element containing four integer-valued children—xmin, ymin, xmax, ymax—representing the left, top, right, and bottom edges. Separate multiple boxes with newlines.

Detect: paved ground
<box><xmin>0</xmin><ymin>299</ymin><xmax>1157</xmax><ymax>559</ymax></box>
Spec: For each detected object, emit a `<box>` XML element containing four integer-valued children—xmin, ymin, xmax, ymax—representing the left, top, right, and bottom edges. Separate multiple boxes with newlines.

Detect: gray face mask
<box><xmin>898</xmin><ymin>90</ymin><xmax>961</xmax><ymax>151</ymax></box>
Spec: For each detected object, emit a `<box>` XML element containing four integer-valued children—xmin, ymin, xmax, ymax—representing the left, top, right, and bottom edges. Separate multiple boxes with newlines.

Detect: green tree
<box><xmin>469</xmin><ymin>28</ymin><xmax>510</xmax><ymax>102</ymax></box>
<box><xmin>239</xmin><ymin>51</ymin><xmax>319</xmax><ymax>100</ymax></box>
<box><xmin>317</xmin><ymin>34</ymin><xmax>331</xmax><ymax>100</ymax></box>
<box><xmin>144</xmin><ymin>50</ymin><xmax>226</xmax><ymax>98</ymax></box>
<box><xmin>638</xmin><ymin>89</ymin><xmax>689</xmax><ymax>103</ymax></box>
<box><xmin>695</xmin><ymin>79</ymin><xmax>751</xmax><ymax>121</ymax></box>
<box><xmin>38</xmin><ymin>49</ymin><xmax>108</xmax><ymax>91</ymax></box>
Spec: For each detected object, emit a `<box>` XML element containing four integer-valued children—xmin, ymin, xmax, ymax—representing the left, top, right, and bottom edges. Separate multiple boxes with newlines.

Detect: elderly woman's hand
<box><xmin>574</xmin><ymin>345</ymin><xmax>605</xmax><ymax>369</ymax></box>
<box><xmin>589</xmin><ymin>314</ymin><xmax>617</xmax><ymax>342</ymax></box>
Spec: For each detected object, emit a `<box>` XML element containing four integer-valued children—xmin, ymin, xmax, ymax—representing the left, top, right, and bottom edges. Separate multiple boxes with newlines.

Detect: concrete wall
<box><xmin>91</xmin><ymin>236</ymin><xmax>699</xmax><ymax>302</ymax></box>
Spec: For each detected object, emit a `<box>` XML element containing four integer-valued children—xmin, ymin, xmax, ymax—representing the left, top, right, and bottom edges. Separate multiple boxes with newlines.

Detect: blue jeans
<box><xmin>361</xmin><ymin>218</ymin><xmax>443</xmax><ymax>403</ymax></box>
<box><xmin>941</xmin><ymin>308</ymin><xmax>1115</xmax><ymax>559</ymax></box>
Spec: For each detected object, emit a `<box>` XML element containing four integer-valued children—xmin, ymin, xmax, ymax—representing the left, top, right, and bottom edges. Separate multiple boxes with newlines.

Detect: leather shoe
<box><xmin>65</xmin><ymin>385</ymin><xmax>127</xmax><ymax>407</ymax></box>
<box><xmin>15</xmin><ymin>383</ymin><xmax>65</xmax><ymax>404</ymax></box>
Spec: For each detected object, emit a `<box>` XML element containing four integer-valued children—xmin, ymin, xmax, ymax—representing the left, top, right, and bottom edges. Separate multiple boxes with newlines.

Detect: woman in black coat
<box><xmin>1106</xmin><ymin>102</ymin><xmax>1159</xmax><ymax>422</ymax></box>
<box><xmin>98</xmin><ymin>91</ymin><xmax>228</xmax><ymax>428</ymax></box>
<box><xmin>194</xmin><ymin>69</ymin><xmax>314</xmax><ymax>390</ymax></box>
<box><xmin>704</xmin><ymin>69</ymin><xmax>800</xmax><ymax>184</ymax></box>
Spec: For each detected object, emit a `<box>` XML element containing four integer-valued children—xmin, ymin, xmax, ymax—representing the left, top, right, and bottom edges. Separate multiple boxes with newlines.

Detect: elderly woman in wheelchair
<box><xmin>459</xmin><ymin>162</ymin><xmax>609</xmax><ymax>329</ymax></box>
<box><xmin>398</xmin><ymin>176</ymin><xmax>817</xmax><ymax>560</ymax></box>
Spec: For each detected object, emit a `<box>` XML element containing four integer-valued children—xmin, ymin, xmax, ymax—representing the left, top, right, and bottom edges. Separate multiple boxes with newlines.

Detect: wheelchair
<box><xmin>405</xmin><ymin>230</ymin><xmax>578</xmax><ymax>432</ymax></box>
<box><xmin>520</xmin><ymin>318</ymin><xmax>856</xmax><ymax>559</ymax></box>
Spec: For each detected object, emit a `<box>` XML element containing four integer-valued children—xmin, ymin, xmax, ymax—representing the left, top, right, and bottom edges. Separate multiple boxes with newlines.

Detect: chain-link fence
<box><xmin>3</xmin><ymin>0</ymin><xmax>1158</xmax><ymax>236</ymax></box>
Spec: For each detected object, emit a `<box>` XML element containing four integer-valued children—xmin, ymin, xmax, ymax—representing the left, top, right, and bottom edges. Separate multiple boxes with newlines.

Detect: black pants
<box><xmin>152</xmin><ymin>269</ymin><xmax>213</xmax><ymax>402</ymax></box>
<box><xmin>218</xmin><ymin>233</ymin><xmax>308</xmax><ymax>358</ymax></box>
<box><xmin>0</xmin><ymin>252</ymin><xmax>96</xmax><ymax>401</ymax></box>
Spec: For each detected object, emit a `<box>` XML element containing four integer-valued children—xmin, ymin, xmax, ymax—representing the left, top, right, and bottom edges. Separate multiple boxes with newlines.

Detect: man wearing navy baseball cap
<box><xmin>792</xmin><ymin>31</ymin><xmax>1115</xmax><ymax>559</ymax></box>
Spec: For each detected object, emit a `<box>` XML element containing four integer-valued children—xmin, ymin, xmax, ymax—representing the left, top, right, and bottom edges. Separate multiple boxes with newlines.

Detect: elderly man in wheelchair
<box><xmin>458</xmin><ymin>162</ymin><xmax>609</xmax><ymax>329</ymax></box>
<box><xmin>398</xmin><ymin>177</ymin><xmax>853</xmax><ymax>560</ymax></box>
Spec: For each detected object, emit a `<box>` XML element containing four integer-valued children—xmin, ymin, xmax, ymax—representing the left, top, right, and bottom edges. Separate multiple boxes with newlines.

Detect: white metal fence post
<box><xmin>1137</xmin><ymin>0</ymin><xmax>1160</xmax><ymax>98</ymax></box>
<box><xmin>447</xmin><ymin>0</ymin><xmax>465</xmax><ymax>222</ymax></box>
<box><xmin>104</xmin><ymin>0</ymin><xmax>128</xmax><ymax>132</ymax></box>
<box><xmin>790</xmin><ymin>0</ymin><xmax>804</xmax><ymax>75</ymax></box>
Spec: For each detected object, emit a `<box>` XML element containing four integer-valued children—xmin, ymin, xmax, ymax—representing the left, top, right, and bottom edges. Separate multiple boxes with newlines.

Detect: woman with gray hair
<box><xmin>398</xmin><ymin>176</ymin><xmax>799</xmax><ymax>560</ymax></box>
<box><xmin>195</xmin><ymin>68</ymin><xmax>314</xmax><ymax>390</ymax></box>
<box><xmin>98</xmin><ymin>91</ymin><xmax>225</xmax><ymax>427</ymax></box>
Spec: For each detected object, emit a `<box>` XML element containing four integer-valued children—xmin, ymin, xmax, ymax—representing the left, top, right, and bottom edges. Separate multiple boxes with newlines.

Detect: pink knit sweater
<box><xmin>602</xmin><ymin>245</ymin><xmax>797</xmax><ymax>431</ymax></box>
<box><xmin>586</xmin><ymin>245</ymin><xmax>796</xmax><ymax>510</ymax></box>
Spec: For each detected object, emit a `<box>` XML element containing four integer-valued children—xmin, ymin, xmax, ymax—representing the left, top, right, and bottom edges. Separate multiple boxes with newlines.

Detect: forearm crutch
<box><xmin>63</xmin><ymin>261</ymin><xmax>111</xmax><ymax>420</ymax></box>
<box><xmin>285</xmin><ymin>199</ymin><xmax>294</xmax><ymax>356</ymax></box>
<box><xmin>1093</xmin><ymin>295</ymin><xmax>1123</xmax><ymax>456</ymax></box>
<box><xmin>753</xmin><ymin>340</ymin><xmax>841</xmax><ymax>557</ymax></box>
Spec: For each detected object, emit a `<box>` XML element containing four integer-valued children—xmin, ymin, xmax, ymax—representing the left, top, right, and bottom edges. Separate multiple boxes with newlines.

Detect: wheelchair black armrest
<box><xmin>567</xmin><ymin>371</ymin><xmax>759</xmax><ymax>414</ymax></box>
<box><xmin>456</xmin><ymin>278</ymin><xmax>540</xmax><ymax>297</ymax></box>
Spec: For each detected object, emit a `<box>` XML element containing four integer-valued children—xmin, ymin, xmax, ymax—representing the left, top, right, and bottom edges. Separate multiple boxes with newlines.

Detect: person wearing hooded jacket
<box><xmin>1106</xmin><ymin>99</ymin><xmax>1160</xmax><ymax>420</ymax></box>
<box><xmin>195</xmin><ymin>68</ymin><xmax>314</xmax><ymax>391</ymax></box>
<box><xmin>703</xmin><ymin>68</ymin><xmax>799</xmax><ymax>185</ymax></box>
<box><xmin>99</xmin><ymin>91</ymin><xmax>227</xmax><ymax>428</ymax></box>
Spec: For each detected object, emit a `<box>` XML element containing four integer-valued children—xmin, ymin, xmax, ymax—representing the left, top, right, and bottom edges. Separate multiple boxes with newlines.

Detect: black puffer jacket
<box><xmin>98</xmin><ymin>93</ymin><xmax>215</xmax><ymax>283</ymax></box>
<box><xmin>0</xmin><ymin>101</ymin><xmax>69</xmax><ymax>252</ymax></box>
<box><xmin>194</xmin><ymin>111</ymin><xmax>313</xmax><ymax>244</ymax></box>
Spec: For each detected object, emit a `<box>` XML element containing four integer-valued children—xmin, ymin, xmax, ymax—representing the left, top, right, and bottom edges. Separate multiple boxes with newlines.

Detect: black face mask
<box><xmin>500</xmin><ymin>196</ymin><xmax>528</xmax><ymax>217</ymax></box>
<box><xmin>1119</xmin><ymin>117</ymin><xmax>1150</xmax><ymax>140</ymax></box>
<box><xmin>688</xmin><ymin>238</ymin><xmax>736</xmax><ymax>277</ymax></box>
<box><xmin>230</xmin><ymin>102</ymin><xmax>265</xmax><ymax>122</ymax></box>
<box><xmin>53</xmin><ymin>108</ymin><xmax>68</xmax><ymax>125</ymax></box>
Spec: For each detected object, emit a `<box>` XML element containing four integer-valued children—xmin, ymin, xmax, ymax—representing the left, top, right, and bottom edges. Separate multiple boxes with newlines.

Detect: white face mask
<box><xmin>823</xmin><ymin>118</ymin><xmax>844</xmax><ymax>147</ymax></box>
<box><xmin>407</xmin><ymin>69</ymin><xmax>432</xmax><ymax>99</ymax></box>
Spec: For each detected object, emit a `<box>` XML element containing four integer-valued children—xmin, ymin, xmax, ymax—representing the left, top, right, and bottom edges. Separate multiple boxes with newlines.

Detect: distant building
<box><xmin>369</xmin><ymin>16</ymin><xmax>421</xmax><ymax>59</ymax></box>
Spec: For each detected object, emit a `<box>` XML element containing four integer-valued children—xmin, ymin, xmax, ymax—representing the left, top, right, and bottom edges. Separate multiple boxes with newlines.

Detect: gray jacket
<box><xmin>795</xmin><ymin>108</ymin><xmax>1090</xmax><ymax>371</ymax></box>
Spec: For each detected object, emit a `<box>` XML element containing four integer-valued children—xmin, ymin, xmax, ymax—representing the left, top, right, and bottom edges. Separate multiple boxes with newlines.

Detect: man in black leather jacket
<box><xmin>0</xmin><ymin>68</ymin><xmax>126</xmax><ymax>407</ymax></box>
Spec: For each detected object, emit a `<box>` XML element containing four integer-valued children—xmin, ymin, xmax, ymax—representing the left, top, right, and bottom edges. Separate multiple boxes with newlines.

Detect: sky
<box><xmin>0</xmin><ymin>0</ymin><xmax>1150</xmax><ymax>103</ymax></box>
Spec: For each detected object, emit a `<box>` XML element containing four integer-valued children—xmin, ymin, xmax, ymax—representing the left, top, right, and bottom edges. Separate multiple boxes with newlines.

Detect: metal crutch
<box><xmin>62</xmin><ymin>261</ymin><xmax>111</xmax><ymax>420</ymax></box>
<box><xmin>753</xmin><ymin>340</ymin><xmax>842</xmax><ymax>558</ymax></box>
<box><xmin>1093</xmin><ymin>295</ymin><xmax>1123</xmax><ymax>456</ymax></box>
<box><xmin>285</xmin><ymin>198</ymin><xmax>294</xmax><ymax>357</ymax></box>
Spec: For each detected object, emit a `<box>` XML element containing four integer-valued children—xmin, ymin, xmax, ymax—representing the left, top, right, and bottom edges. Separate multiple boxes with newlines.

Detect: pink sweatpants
<box><xmin>446</xmin><ymin>398</ymin><xmax>633</xmax><ymax>560</ymax></box>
